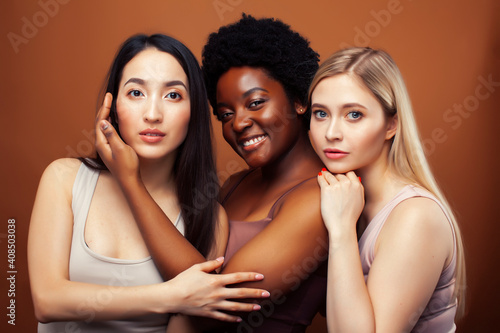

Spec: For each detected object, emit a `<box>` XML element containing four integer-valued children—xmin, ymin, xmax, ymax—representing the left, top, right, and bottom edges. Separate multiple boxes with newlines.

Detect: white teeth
<box><xmin>243</xmin><ymin>135</ymin><xmax>266</xmax><ymax>147</ymax></box>
<box><xmin>144</xmin><ymin>133</ymin><xmax>160</xmax><ymax>136</ymax></box>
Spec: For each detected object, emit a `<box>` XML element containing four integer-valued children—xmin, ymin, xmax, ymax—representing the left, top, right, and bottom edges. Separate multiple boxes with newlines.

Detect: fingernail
<box><xmin>262</xmin><ymin>291</ymin><xmax>270</xmax><ymax>297</ymax></box>
<box><xmin>215</xmin><ymin>257</ymin><xmax>224</xmax><ymax>263</ymax></box>
<box><xmin>255</xmin><ymin>274</ymin><xmax>264</xmax><ymax>280</ymax></box>
<box><xmin>253</xmin><ymin>304</ymin><xmax>261</xmax><ymax>310</ymax></box>
<box><xmin>322</xmin><ymin>168</ymin><xmax>327</xmax><ymax>171</ymax></box>
<box><xmin>318</xmin><ymin>172</ymin><xmax>322</xmax><ymax>176</ymax></box>
<box><xmin>101</xmin><ymin>121</ymin><xmax>109</xmax><ymax>130</ymax></box>
<box><xmin>236</xmin><ymin>317</ymin><xmax>242</xmax><ymax>322</ymax></box>
<box><xmin>358</xmin><ymin>177</ymin><xmax>362</xmax><ymax>182</ymax></box>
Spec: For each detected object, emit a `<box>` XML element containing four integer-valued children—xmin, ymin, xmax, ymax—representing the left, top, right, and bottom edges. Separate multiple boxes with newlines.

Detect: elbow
<box><xmin>32</xmin><ymin>290</ymin><xmax>58</xmax><ymax>323</ymax></box>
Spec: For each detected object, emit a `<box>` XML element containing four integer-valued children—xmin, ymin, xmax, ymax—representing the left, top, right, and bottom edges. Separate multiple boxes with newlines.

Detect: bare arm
<box><xmin>27</xmin><ymin>158</ymin><xmax>269</xmax><ymax>323</ymax></box>
<box><xmin>97</xmin><ymin>92</ymin><xmax>328</xmax><ymax>294</ymax></box>
<box><xmin>318</xmin><ymin>171</ymin><xmax>454</xmax><ymax>333</ymax></box>
<box><xmin>95</xmin><ymin>93</ymin><xmax>206</xmax><ymax>279</ymax></box>
<box><xmin>219</xmin><ymin>179</ymin><xmax>328</xmax><ymax>295</ymax></box>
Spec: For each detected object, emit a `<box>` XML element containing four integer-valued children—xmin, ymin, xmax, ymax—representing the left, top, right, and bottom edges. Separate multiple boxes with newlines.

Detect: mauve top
<box><xmin>221</xmin><ymin>170</ymin><xmax>327</xmax><ymax>333</ymax></box>
<box><xmin>358</xmin><ymin>185</ymin><xmax>457</xmax><ymax>333</ymax></box>
<box><xmin>38</xmin><ymin>163</ymin><xmax>185</xmax><ymax>333</ymax></box>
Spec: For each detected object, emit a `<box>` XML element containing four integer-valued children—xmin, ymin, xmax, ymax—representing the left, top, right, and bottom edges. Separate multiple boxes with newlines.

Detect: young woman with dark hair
<box><xmin>95</xmin><ymin>16</ymin><xmax>329</xmax><ymax>332</ymax></box>
<box><xmin>28</xmin><ymin>34</ymin><xmax>269</xmax><ymax>333</ymax></box>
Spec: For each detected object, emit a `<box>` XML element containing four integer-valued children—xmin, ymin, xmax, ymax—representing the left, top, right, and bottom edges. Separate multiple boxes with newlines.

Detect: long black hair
<box><xmin>83</xmin><ymin>34</ymin><xmax>218</xmax><ymax>257</ymax></box>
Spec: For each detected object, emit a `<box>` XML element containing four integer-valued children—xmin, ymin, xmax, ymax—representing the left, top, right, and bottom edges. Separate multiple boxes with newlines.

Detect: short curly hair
<box><xmin>202</xmin><ymin>14</ymin><xmax>319</xmax><ymax>119</ymax></box>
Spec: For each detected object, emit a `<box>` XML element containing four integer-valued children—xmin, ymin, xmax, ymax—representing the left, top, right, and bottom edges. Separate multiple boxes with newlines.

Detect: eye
<box><xmin>248</xmin><ymin>99</ymin><xmax>266</xmax><ymax>109</ymax></box>
<box><xmin>166</xmin><ymin>92</ymin><xmax>182</xmax><ymax>100</ymax></box>
<box><xmin>128</xmin><ymin>89</ymin><xmax>144</xmax><ymax>97</ymax></box>
<box><xmin>313</xmin><ymin>110</ymin><xmax>328</xmax><ymax>119</ymax></box>
<box><xmin>217</xmin><ymin>110</ymin><xmax>233</xmax><ymax>122</ymax></box>
<box><xmin>347</xmin><ymin>111</ymin><xmax>363</xmax><ymax>120</ymax></box>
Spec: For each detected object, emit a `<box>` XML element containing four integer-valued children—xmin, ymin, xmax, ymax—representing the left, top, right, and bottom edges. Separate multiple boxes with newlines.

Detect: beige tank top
<box><xmin>38</xmin><ymin>162</ymin><xmax>184</xmax><ymax>332</ymax></box>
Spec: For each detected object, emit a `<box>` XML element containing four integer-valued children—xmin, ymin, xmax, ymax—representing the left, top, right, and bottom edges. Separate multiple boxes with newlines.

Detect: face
<box><xmin>115</xmin><ymin>48</ymin><xmax>190</xmax><ymax>162</ymax></box>
<box><xmin>309</xmin><ymin>74</ymin><xmax>397</xmax><ymax>174</ymax></box>
<box><xmin>215</xmin><ymin>66</ymin><xmax>304</xmax><ymax>168</ymax></box>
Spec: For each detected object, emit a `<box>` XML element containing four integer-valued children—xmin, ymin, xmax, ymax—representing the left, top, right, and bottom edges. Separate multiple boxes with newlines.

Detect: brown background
<box><xmin>1</xmin><ymin>0</ymin><xmax>499</xmax><ymax>332</ymax></box>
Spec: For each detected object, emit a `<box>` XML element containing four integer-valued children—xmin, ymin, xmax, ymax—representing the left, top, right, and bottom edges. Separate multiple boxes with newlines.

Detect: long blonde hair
<box><xmin>308</xmin><ymin>47</ymin><xmax>466</xmax><ymax>318</ymax></box>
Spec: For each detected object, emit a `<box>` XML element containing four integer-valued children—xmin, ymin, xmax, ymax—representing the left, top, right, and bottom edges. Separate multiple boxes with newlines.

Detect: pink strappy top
<box><xmin>221</xmin><ymin>169</ymin><xmax>327</xmax><ymax>333</ymax></box>
<box><xmin>358</xmin><ymin>185</ymin><xmax>458</xmax><ymax>333</ymax></box>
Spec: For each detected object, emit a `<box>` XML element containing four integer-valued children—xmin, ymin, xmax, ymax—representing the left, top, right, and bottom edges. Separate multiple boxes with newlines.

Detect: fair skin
<box><xmin>28</xmin><ymin>48</ymin><xmax>269</xmax><ymax>326</ymax></box>
<box><xmin>96</xmin><ymin>66</ymin><xmax>329</xmax><ymax>330</ymax></box>
<box><xmin>309</xmin><ymin>74</ymin><xmax>455</xmax><ymax>332</ymax></box>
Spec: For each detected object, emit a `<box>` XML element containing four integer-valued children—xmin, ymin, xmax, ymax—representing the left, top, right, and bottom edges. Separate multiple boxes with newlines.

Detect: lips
<box><xmin>238</xmin><ymin>135</ymin><xmax>267</xmax><ymax>151</ymax></box>
<box><xmin>140</xmin><ymin>128</ymin><xmax>165</xmax><ymax>143</ymax></box>
<box><xmin>323</xmin><ymin>148</ymin><xmax>349</xmax><ymax>160</ymax></box>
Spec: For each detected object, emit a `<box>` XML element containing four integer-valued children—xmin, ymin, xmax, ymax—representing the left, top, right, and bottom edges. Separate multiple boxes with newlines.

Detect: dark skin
<box><xmin>96</xmin><ymin>67</ymin><xmax>328</xmax><ymax>327</ymax></box>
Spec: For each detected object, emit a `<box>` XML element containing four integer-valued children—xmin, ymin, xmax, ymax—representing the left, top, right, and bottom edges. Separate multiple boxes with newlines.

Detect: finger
<box><xmin>96</xmin><ymin>93</ymin><xmax>112</xmax><ymax>124</ymax></box>
<box><xmin>345</xmin><ymin>171</ymin><xmax>359</xmax><ymax>182</ymax></box>
<box><xmin>195</xmin><ymin>257</ymin><xmax>225</xmax><ymax>273</ymax></box>
<box><xmin>218</xmin><ymin>271</ymin><xmax>266</xmax><ymax>286</ymax></box>
<box><xmin>322</xmin><ymin>170</ymin><xmax>338</xmax><ymax>185</ymax></box>
<box><xmin>334</xmin><ymin>173</ymin><xmax>349</xmax><ymax>183</ymax></box>
<box><xmin>220</xmin><ymin>286</ymin><xmax>270</xmax><ymax>300</ymax></box>
<box><xmin>99</xmin><ymin>119</ymin><xmax>126</xmax><ymax>151</ymax></box>
<box><xmin>208</xmin><ymin>300</ymin><xmax>262</xmax><ymax>313</ymax></box>
<box><xmin>203</xmin><ymin>310</ymin><xmax>243</xmax><ymax>323</ymax></box>
<box><xmin>317</xmin><ymin>171</ymin><xmax>329</xmax><ymax>188</ymax></box>
<box><xmin>95</xmin><ymin>120</ymin><xmax>111</xmax><ymax>159</ymax></box>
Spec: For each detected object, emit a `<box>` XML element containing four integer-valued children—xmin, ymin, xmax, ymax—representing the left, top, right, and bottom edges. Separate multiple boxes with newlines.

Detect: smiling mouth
<box><xmin>242</xmin><ymin>135</ymin><xmax>266</xmax><ymax>147</ymax></box>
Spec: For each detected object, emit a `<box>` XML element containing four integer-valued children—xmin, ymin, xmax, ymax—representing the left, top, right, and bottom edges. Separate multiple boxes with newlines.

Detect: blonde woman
<box><xmin>308</xmin><ymin>47</ymin><xmax>465</xmax><ymax>332</ymax></box>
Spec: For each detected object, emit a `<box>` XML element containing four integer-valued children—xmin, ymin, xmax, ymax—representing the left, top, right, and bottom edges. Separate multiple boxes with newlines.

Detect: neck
<box><xmin>138</xmin><ymin>155</ymin><xmax>176</xmax><ymax>194</ymax></box>
<box><xmin>261</xmin><ymin>129</ymin><xmax>324</xmax><ymax>182</ymax></box>
<box><xmin>357</xmin><ymin>145</ymin><xmax>404</xmax><ymax>222</ymax></box>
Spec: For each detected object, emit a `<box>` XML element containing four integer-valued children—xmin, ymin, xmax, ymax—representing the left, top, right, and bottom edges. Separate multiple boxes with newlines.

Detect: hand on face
<box><xmin>95</xmin><ymin>93</ymin><xmax>140</xmax><ymax>183</ymax></box>
<box><xmin>317</xmin><ymin>170</ymin><xmax>364</xmax><ymax>234</ymax></box>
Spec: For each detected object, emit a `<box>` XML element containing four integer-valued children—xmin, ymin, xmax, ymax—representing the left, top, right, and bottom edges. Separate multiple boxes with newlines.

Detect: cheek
<box><xmin>309</xmin><ymin>122</ymin><xmax>325</xmax><ymax>146</ymax></box>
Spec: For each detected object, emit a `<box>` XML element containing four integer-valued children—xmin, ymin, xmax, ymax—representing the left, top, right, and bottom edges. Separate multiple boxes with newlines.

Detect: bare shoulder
<box><xmin>380</xmin><ymin>196</ymin><xmax>454</xmax><ymax>253</ymax></box>
<box><xmin>220</xmin><ymin>169</ymin><xmax>252</xmax><ymax>199</ymax></box>
<box><xmin>281</xmin><ymin>177</ymin><xmax>321</xmax><ymax>207</ymax></box>
<box><xmin>275</xmin><ymin>177</ymin><xmax>323</xmax><ymax>225</ymax></box>
<box><xmin>40</xmin><ymin>158</ymin><xmax>82</xmax><ymax>192</ymax></box>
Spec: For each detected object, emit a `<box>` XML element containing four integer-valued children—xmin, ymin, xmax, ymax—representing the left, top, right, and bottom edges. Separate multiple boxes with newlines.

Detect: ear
<box><xmin>295</xmin><ymin>102</ymin><xmax>306</xmax><ymax>115</ymax></box>
<box><xmin>385</xmin><ymin>113</ymin><xmax>398</xmax><ymax>140</ymax></box>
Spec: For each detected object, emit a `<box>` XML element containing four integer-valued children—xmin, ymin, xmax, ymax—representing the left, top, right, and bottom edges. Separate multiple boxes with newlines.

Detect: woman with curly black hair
<box><xmin>199</xmin><ymin>14</ymin><xmax>329</xmax><ymax>331</ymax></box>
<box><xmin>95</xmin><ymin>16</ymin><xmax>328</xmax><ymax>332</ymax></box>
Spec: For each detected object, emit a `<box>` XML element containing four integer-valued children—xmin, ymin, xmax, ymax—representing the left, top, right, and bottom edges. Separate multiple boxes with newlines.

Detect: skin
<box><xmin>27</xmin><ymin>48</ymin><xmax>269</xmax><ymax>326</ymax></box>
<box><xmin>96</xmin><ymin>66</ymin><xmax>329</xmax><ymax>329</ymax></box>
<box><xmin>310</xmin><ymin>74</ymin><xmax>455</xmax><ymax>332</ymax></box>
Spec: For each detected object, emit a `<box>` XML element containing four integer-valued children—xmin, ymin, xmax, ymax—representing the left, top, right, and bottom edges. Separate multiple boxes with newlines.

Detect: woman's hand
<box><xmin>167</xmin><ymin>257</ymin><xmax>270</xmax><ymax>322</ymax></box>
<box><xmin>95</xmin><ymin>93</ymin><xmax>140</xmax><ymax>183</ymax></box>
<box><xmin>317</xmin><ymin>170</ymin><xmax>364</xmax><ymax>235</ymax></box>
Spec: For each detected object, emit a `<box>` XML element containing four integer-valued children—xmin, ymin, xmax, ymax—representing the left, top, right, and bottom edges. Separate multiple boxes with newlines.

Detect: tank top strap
<box><xmin>221</xmin><ymin>169</ymin><xmax>256</xmax><ymax>205</ymax></box>
<box><xmin>266</xmin><ymin>176</ymin><xmax>316</xmax><ymax>219</ymax></box>
<box><xmin>72</xmin><ymin>162</ymin><xmax>100</xmax><ymax>231</ymax></box>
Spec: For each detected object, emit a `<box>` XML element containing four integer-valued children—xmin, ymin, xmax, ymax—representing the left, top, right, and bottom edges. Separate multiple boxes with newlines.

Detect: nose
<box><xmin>232</xmin><ymin>109</ymin><xmax>252</xmax><ymax>132</ymax></box>
<box><xmin>143</xmin><ymin>97</ymin><xmax>163</xmax><ymax>123</ymax></box>
<box><xmin>325</xmin><ymin>118</ymin><xmax>343</xmax><ymax>141</ymax></box>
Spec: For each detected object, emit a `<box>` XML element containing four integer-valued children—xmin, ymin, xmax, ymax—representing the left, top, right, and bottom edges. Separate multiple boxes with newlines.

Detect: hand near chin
<box><xmin>317</xmin><ymin>170</ymin><xmax>365</xmax><ymax>235</ymax></box>
<box><xmin>95</xmin><ymin>93</ymin><xmax>140</xmax><ymax>183</ymax></box>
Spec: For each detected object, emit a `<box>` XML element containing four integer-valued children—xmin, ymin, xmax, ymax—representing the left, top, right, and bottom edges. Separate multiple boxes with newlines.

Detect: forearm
<box><xmin>32</xmin><ymin>279</ymin><xmax>174</xmax><ymax>323</ymax></box>
<box><xmin>327</xmin><ymin>228</ymin><xmax>374</xmax><ymax>333</ymax></box>
<box><xmin>120</xmin><ymin>176</ymin><xmax>205</xmax><ymax>278</ymax></box>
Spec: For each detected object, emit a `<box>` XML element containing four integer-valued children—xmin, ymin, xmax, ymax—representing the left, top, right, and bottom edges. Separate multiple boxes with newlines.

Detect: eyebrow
<box><xmin>216</xmin><ymin>87</ymin><xmax>269</xmax><ymax>110</ymax></box>
<box><xmin>310</xmin><ymin>102</ymin><xmax>367</xmax><ymax>109</ymax></box>
<box><xmin>123</xmin><ymin>78</ymin><xmax>187</xmax><ymax>90</ymax></box>
<box><xmin>242</xmin><ymin>87</ymin><xmax>268</xmax><ymax>98</ymax></box>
